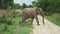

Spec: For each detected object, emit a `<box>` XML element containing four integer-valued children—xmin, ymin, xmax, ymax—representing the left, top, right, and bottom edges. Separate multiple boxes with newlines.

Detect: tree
<box><xmin>0</xmin><ymin>0</ymin><xmax>14</xmax><ymax>9</ymax></box>
<box><xmin>21</xmin><ymin>3</ymin><xmax>28</xmax><ymax>9</ymax></box>
<box><xmin>36</xmin><ymin>0</ymin><xmax>60</xmax><ymax>15</ymax></box>
<box><xmin>32</xmin><ymin>1</ymin><xmax>37</xmax><ymax>7</ymax></box>
<box><xmin>13</xmin><ymin>4</ymin><xmax>21</xmax><ymax>9</ymax></box>
<box><xmin>28</xmin><ymin>5</ymin><xmax>32</xmax><ymax>8</ymax></box>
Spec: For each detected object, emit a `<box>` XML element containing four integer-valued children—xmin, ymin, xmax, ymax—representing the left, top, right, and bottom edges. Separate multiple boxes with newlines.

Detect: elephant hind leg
<box><xmin>34</xmin><ymin>15</ymin><xmax>40</xmax><ymax>25</ymax></box>
<box><xmin>20</xmin><ymin>15</ymin><xmax>27</xmax><ymax>26</ymax></box>
<box><xmin>20</xmin><ymin>18</ymin><xmax>26</xmax><ymax>26</ymax></box>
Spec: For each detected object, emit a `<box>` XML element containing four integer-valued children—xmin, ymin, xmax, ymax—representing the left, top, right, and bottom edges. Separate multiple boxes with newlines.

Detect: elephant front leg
<box><xmin>34</xmin><ymin>15</ymin><xmax>40</xmax><ymax>25</ymax></box>
<box><xmin>31</xmin><ymin>17</ymin><xmax>34</xmax><ymax>25</ymax></box>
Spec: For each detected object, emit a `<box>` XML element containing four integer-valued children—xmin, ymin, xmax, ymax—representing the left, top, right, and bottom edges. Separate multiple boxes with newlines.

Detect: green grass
<box><xmin>0</xmin><ymin>11</ymin><xmax>32</xmax><ymax>34</ymax></box>
<box><xmin>0</xmin><ymin>16</ymin><xmax>32</xmax><ymax>34</ymax></box>
<box><xmin>45</xmin><ymin>16</ymin><xmax>60</xmax><ymax>26</ymax></box>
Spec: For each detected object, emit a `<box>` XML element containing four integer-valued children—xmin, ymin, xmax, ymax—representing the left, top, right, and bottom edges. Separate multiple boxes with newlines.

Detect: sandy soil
<box><xmin>31</xmin><ymin>15</ymin><xmax>60</xmax><ymax>34</ymax></box>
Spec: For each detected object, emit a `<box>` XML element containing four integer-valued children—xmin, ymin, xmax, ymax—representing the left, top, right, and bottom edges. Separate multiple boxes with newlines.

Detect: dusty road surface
<box><xmin>31</xmin><ymin>15</ymin><xmax>60</xmax><ymax>34</ymax></box>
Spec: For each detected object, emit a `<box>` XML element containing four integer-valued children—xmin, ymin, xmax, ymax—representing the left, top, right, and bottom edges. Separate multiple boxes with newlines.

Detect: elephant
<box><xmin>20</xmin><ymin>7</ymin><xmax>44</xmax><ymax>26</ymax></box>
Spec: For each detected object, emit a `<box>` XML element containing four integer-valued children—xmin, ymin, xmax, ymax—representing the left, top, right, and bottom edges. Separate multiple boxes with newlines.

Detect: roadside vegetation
<box><xmin>45</xmin><ymin>15</ymin><xmax>60</xmax><ymax>26</ymax></box>
<box><xmin>0</xmin><ymin>10</ymin><xmax>32</xmax><ymax>34</ymax></box>
<box><xmin>0</xmin><ymin>0</ymin><xmax>60</xmax><ymax>34</ymax></box>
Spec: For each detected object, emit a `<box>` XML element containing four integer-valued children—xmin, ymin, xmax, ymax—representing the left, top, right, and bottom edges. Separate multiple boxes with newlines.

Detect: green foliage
<box><xmin>32</xmin><ymin>1</ymin><xmax>37</xmax><ymax>7</ymax></box>
<box><xmin>0</xmin><ymin>16</ymin><xmax>13</xmax><ymax>34</ymax></box>
<box><xmin>32</xmin><ymin>0</ymin><xmax>60</xmax><ymax>15</ymax></box>
<box><xmin>13</xmin><ymin>4</ymin><xmax>21</xmax><ymax>9</ymax></box>
<box><xmin>12</xmin><ymin>10</ymin><xmax>20</xmax><ymax>18</ymax></box>
<box><xmin>0</xmin><ymin>0</ymin><xmax>14</xmax><ymax>9</ymax></box>
<box><xmin>21</xmin><ymin>3</ymin><xmax>28</xmax><ymax>9</ymax></box>
<box><xmin>45</xmin><ymin>16</ymin><xmax>60</xmax><ymax>26</ymax></box>
<box><xmin>0</xmin><ymin>16</ymin><xmax>12</xmax><ymax>25</ymax></box>
<box><xmin>13</xmin><ymin>3</ymin><xmax>29</xmax><ymax>9</ymax></box>
<box><xmin>28</xmin><ymin>5</ymin><xmax>32</xmax><ymax>8</ymax></box>
<box><xmin>0</xmin><ymin>10</ymin><xmax>32</xmax><ymax>34</ymax></box>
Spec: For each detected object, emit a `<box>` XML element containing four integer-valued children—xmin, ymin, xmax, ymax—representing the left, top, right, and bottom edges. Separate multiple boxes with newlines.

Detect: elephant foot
<box><xmin>43</xmin><ymin>23</ymin><xmax>45</xmax><ymax>25</ymax></box>
<box><xmin>37</xmin><ymin>24</ymin><xmax>40</xmax><ymax>26</ymax></box>
<box><xmin>20</xmin><ymin>23</ymin><xmax>24</xmax><ymax>26</ymax></box>
<box><xmin>31</xmin><ymin>23</ymin><xmax>33</xmax><ymax>25</ymax></box>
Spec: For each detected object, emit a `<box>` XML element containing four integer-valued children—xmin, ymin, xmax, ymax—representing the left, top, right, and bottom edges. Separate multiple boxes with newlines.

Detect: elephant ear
<box><xmin>39</xmin><ymin>8</ymin><xmax>43</xmax><ymax>12</ymax></box>
<box><xmin>36</xmin><ymin>8</ymin><xmax>43</xmax><ymax>14</ymax></box>
<box><xmin>36</xmin><ymin>8</ymin><xmax>40</xmax><ymax>15</ymax></box>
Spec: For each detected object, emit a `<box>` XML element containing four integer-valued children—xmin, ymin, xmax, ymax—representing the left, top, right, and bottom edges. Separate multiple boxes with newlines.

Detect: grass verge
<box><xmin>45</xmin><ymin>16</ymin><xmax>60</xmax><ymax>26</ymax></box>
<box><xmin>0</xmin><ymin>11</ymin><xmax>32</xmax><ymax>34</ymax></box>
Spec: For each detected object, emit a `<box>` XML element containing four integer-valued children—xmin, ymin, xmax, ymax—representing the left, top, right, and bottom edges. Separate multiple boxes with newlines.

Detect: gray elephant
<box><xmin>20</xmin><ymin>7</ymin><xmax>44</xmax><ymax>26</ymax></box>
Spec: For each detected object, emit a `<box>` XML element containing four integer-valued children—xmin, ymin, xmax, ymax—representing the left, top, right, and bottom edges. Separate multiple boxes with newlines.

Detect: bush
<box><xmin>0</xmin><ymin>16</ymin><xmax>13</xmax><ymax>25</ymax></box>
<box><xmin>36</xmin><ymin>0</ymin><xmax>60</xmax><ymax>15</ymax></box>
<box><xmin>45</xmin><ymin>16</ymin><xmax>60</xmax><ymax>26</ymax></box>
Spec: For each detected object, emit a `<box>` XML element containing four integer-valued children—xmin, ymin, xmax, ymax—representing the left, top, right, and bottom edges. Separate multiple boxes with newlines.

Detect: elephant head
<box><xmin>36</xmin><ymin>8</ymin><xmax>45</xmax><ymax>25</ymax></box>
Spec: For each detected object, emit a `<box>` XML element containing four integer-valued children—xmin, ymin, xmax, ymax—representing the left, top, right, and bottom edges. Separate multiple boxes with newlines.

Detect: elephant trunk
<box><xmin>39</xmin><ymin>8</ymin><xmax>45</xmax><ymax>25</ymax></box>
<box><xmin>42</xmin><ymin>14</ymin><xmax>44</xmax><ymax>25</ymax></box>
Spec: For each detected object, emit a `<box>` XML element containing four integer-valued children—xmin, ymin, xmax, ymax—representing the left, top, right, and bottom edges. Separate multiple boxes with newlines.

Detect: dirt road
<box><xmin>31</xmin><ymin>15</ymin><xmax>60</xmax><ymax>34</ymax></box>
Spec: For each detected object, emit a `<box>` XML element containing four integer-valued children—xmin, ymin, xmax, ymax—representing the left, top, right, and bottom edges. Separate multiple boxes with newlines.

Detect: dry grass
<box><xmin>0</xmin><ymin>9</ymin><xmax>14</xmax><ymax>17</ymax></box>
